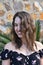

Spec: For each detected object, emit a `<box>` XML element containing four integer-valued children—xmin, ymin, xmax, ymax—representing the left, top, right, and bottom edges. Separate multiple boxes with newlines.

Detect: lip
<box><xmin>18</xmin><ymin>31</ymin><xmax>22</xmax><ymax>33</ymax></box>
<box><xmin>17</xmin><ymin>32</ymin><xmax>22</xmax><ymax>35</ymax></box>
<box><xmin>18</xmin><ymin>32</ymin><xmax>22</xmax><ymax>35</ymax></box>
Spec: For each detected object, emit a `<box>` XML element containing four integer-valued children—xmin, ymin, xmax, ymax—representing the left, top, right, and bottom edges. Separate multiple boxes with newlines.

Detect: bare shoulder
<box><xmin>4</xmin><ymin>42</ymin><xmax>16</xmax><ymax>51</ymax></box>
<box><xmin>35</xmin><ymin>41</ymin><xmax>43</xmax><ymax>50</ymax></box>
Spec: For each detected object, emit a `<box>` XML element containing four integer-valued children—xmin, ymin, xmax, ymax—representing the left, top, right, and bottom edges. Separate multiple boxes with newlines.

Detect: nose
<box><xmin>18</xmin><ymin>25</ymin><xmax>21</xmax><ymax>31</ymax></box>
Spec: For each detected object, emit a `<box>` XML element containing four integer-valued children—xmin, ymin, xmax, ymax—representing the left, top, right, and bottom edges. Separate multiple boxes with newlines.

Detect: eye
<box><xmin>14</xmin><ymin>23</ymin><xmax>18</xmax><ymax>26</ymax></box>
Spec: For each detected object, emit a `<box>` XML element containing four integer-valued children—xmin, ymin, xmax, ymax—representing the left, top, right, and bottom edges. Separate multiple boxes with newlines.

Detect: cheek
<box><xmin>14</xmin><ymin>27</ymin><xmax>18</xmax><ymax>32</ymax></box>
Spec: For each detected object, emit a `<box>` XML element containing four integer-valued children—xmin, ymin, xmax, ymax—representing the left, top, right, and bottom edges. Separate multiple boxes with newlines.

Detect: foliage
<box><xmin>35</xmin><ymin>20</ymin><xmax>41</xmax><ymax>41</ymax></box>
<box><xmin>0</xmin><ymin>33</ymin><xmax>11</xmax><ymax>65</ymax></box>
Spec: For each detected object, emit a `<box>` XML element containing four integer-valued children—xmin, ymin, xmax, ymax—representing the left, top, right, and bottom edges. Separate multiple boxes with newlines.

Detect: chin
<box><xmin>18</xmin><ymin>35</ymin><xmax>22</xmax><ymax>38</ymax></box>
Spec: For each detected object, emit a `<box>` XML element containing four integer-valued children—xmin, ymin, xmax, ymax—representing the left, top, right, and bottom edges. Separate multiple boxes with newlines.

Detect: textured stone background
<box><xmin>0</xmin><ymin>0</ymin><xmax>43</xmax><ymax>39</ymax></box>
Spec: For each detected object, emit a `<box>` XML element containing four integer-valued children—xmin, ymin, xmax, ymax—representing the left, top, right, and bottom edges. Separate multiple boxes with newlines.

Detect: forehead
<box><xmin>15</xmin><ymin>16</ymin><xmax>21</xmax><ymax>24</ymax></box>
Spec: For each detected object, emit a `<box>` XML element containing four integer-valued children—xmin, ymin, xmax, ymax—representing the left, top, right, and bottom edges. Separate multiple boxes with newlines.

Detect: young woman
<box><xmin>0</xmin><ymin>11</ymin><xmax>43</xmax><ymax>65</ymax></box>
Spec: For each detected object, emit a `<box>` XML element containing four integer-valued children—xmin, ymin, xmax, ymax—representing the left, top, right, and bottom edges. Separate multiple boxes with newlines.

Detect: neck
<box><xmin>21</xmin><ymin>37</ymin><xmax>28</xmax><ymax>47</ymax></box>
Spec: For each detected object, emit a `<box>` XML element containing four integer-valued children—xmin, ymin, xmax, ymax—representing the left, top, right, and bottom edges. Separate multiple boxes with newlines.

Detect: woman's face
<box><xmin>14</xmin><ymin>16</ymin><xmax>22</xmax><ymax>38</ymax></box>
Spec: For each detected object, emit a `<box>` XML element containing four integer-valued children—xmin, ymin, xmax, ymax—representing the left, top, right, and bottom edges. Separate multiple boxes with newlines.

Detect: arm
<box><xmin>40</xmin><ymin>58</ymin><xmax>43</xmax><ymax>65</ymax></box>
<box><xmin>1</xmin><ymin>42</ymin><xmax>11</xmax><ymax>65</ymax></box>
<box><xmin>2</xmin><ymin>59</ymin><xmax>10</xmax><ymax>65</ymax></box>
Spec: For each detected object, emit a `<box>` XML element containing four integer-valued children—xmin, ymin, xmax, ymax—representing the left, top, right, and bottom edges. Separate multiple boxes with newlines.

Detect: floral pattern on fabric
<box><xmin>0</xmin><ymin>49</ymin><xmax>43</xmax><ymax>65</ymax></box>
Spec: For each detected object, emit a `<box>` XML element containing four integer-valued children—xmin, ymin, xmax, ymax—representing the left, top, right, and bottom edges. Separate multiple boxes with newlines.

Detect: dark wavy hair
<box><xmin>11</xmin><ymin>11</ymin><xmax>36</xmax><ymax>50</ymax></box>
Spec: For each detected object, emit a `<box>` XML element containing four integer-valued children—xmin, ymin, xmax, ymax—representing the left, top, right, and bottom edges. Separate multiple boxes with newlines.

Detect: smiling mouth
<box><xmin>18</xmin><ymin>33</ymin><xmax>22</xmax><ymax>35</ymax></box>
<box><xmin>17</xmin><ymin>32</ymin><xmax>22</xmax><ymax>35</ymax></box>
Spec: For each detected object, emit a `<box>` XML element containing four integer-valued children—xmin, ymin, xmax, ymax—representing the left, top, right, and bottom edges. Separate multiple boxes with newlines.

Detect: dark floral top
<box><xmin>0</xmin><ymin>49</ymin><xmax>43</xmax><ymax>65</ymax></box>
